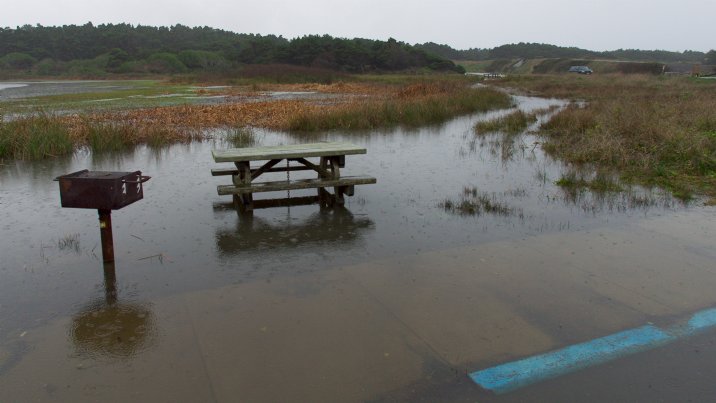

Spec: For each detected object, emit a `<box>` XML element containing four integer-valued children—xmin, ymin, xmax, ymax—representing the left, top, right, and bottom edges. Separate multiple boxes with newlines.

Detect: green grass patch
<box><xmin>86</xmin><ymin>121</ymin><xmax>134</xmax><ymax>152</ymax></box>
<box><xmin>0</xmin><ymin>113</ymin><xmax>74</xmax><ymax>159</ymax></box>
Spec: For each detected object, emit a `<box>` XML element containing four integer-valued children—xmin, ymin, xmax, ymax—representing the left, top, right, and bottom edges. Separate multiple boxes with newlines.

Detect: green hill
<box><xmin>0</xmin><ymin>23</ymin><xmax>464</xmax><ymax>77</ymax></box>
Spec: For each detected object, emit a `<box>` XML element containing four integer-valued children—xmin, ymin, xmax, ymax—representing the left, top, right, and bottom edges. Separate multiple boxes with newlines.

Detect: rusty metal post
<box><xmin>102</xmin><ymin>261</ymin><xmax>118</xmax><ymax>305</ymax></box>
<box><xmin>98</xmin><ymin>209</ymin><xmax>114</xmax><ymax>263</ymax></box>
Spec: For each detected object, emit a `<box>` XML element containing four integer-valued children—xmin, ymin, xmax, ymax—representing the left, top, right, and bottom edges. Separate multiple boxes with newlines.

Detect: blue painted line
<box><xmin>682</xmin><ymin>307</ymin><xmax>716</xmax><ymax>336</ymax></box>
<box><xmin>469</xmin><ymin>306</ymin><xmax>716</xmax><ymax>395</ymax></box>
<box><xmin>470</xmin><ymin>325</ymin><xmax>673</xmax><ymax>394</ymax></box>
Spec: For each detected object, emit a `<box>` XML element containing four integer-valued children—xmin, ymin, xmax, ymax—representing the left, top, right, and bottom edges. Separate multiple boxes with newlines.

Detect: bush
<box><xmin>178</xmin><ymin>50</ymin><xmax>226</xmax><ymax>69</ymax></box>
<box><xmin>146</xmin><ymin>53</ymin><xmax>188</xmax><ymax>74</ymax></box>
<box><xmin>107</xmin><ymin>48</ymin><xmax>131</xmax><ymax>72</ymax></box>
<box><xmin>0</xmin><ymin>52</ymin><xmax>37</xmax><ymax>70</ymax></box>
<box><xmin>34</xmin><ymin>58</ymin><xmax>65</xmax><ymax>75</ymax></box>
<box><xmin>66</xmin><ymin>57</ymin><xmax>108</xmax><ymax>77</ymax></box>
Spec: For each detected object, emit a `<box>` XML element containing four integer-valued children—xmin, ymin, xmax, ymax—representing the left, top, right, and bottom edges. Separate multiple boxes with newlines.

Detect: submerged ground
<box><xmin>1</xmin><ymin>80</ymin><xmax>715</xmax><ymax>402</ymax></box>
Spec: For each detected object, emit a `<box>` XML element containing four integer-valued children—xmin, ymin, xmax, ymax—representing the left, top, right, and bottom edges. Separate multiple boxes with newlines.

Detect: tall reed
<box><xmin>0</xmin><ymin>113</ymin><xmax>74</xmax><ymax>159</ymax></box>
<box><xmin>287</xmin><ymin>85</ymin><xmax>512</xmax><ymax>131</ymax></box>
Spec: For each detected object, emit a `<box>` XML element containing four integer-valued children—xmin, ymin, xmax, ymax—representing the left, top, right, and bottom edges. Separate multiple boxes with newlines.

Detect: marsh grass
<box><xmin>86</xmin><ymin>121</ymin><xmax>134</xmax><ymax>152</ymax></box>
<box><xmin>497</xmin><ymin>74</ymin><xmax>716</xmax><ymax>198</ymax></box>
<box><xmin>0</xmin><ymin>113</ymin><xmax>74</xmax><ymax>159</ymax></box>
<box><xmin>224</xmin><ymin>126</ymin><xmax>257</xmax><ymax>148</ymax></box>
<box><xmin>474</xmin><ymin>110</ymin><xmax>537</xmax><ymax>134</ymax></box>
<box><xmin>1</xmin><ymin>77</ymin><xmax>511</xmax><ymax>160</ymax></box>
<box><xmin>288</xmin><ymin>85</ymin><xmax>512</xmax><ymax>131</ymax></box>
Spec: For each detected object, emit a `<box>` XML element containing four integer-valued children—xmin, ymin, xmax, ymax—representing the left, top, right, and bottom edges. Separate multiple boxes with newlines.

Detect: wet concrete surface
<box><xmin>1</xmin><ymin>90</ymin><xmax>715</xmax><ymax>401</ymax></box>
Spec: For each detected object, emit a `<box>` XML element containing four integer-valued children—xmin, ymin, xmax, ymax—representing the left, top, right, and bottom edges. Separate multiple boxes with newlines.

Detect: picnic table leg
<box><xmin>330</xmin><ymin>157</ymin><xmax>345</xmax><ymax>205</ymax></box>
<box><xmin>318</xmin><ymin>156</ymin><xmax>344</xmax><ymax>206</ymax></box>
<box><xmin>233</xmin><ymin>161</ymin><xmax>254</xmax><ymax>213</ymax></box>
<box><xmin>318</xmin><ymin>157</ymin><xmax>329</xmax><ymax>206</ymax></box>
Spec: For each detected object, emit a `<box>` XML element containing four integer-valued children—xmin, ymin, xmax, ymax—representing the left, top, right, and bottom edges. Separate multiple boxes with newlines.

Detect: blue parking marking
<box><xmin>469</xmin><ymin>307</ymin><xmax>716</xmax><ymax>394</ymax></box>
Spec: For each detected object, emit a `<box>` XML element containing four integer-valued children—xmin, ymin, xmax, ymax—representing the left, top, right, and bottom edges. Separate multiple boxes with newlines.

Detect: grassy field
<box><xmin>0</xmin><ymin>75</ymin><xmax>512</xmax><ymax>159</ymax></box>
<box><xmin>494</xmin><ymin>74</ymin><xmax>716</xmax><ymax>200</ymax></box>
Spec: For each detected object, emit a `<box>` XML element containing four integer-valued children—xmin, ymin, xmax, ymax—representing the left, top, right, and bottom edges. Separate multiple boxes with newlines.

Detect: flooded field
<box><xmin>0</xmin><ymin>80</ymin><xmax>341</xmax><ymax>117</ymax></box>
<box><xmin>1</xmin><ymin>82</ymin><xmax>715</xmax><ymax>401</ymax></box>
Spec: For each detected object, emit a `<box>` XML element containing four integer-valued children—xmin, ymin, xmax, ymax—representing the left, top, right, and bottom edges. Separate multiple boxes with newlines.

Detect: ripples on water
<box><xmin>0</xmin><ymin>90</ymin><xmax>689</xmax><ymax>359</ymax></box>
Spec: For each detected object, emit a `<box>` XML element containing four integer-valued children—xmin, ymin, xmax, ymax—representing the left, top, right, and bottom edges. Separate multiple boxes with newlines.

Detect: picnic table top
<box><xmin>212</xmin><ymin>142</ymin><xmax>367</xmax><ymax>163</ymax></box>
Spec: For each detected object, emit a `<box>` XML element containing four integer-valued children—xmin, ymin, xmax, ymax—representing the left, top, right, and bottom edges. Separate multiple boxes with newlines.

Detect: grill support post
<box><xmin>98</xmin><ymin>209</ymin><xmax>114</xmax><ymax>263</ymax></box>
<box><xmin>103</xmin><ymin>262</ymin><xmax>118</xmax><ymax>305</ymax></box>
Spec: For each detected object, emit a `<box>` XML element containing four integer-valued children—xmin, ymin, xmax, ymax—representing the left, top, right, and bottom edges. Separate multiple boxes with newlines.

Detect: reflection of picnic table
<box><xmin>212</xmin><ymin>142</ymin><xmax>376</xmax><ymax>212</ymax></box>
<box><xmin>215</xmin><ymin>205</ymin><xmax>374</xmax><ymax>254</ymax></box>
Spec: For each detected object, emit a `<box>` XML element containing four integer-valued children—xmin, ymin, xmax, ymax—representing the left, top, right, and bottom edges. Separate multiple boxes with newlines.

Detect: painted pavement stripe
<box><xmin>469</xmin><ymin>307</ymin><xmax>716</xmax><ymax>394</ymax></box>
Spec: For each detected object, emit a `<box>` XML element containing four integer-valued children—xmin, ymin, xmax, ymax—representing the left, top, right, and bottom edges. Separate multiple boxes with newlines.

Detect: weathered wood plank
<box><xmin>251</xmin><ymin>159</ymin><xmax>282</xmax><ymax>180</ymax></box>
<box><xmin>212</xmin><ymin>142</ymin><xmax>366</xmax><ymax>163</ymax></box>
<box><xmin>212</xmin><ymin>167</ymin><xmax>239</xmax><ymax>176</ymax></box>
<box><xmin>217</xmin><ymin>176</ymin><xmax>376</xmax><ymax>195</ymax></box>
<box><xmin>212</xmin><ymin>166</ymin><xmax>314</xmax><ymax>176</ymax></box>
<box><xmin>253</xmin><ymin>196</ymin><xmax>321</xmax><ymax>209</ymax></box>
<box><xmin>294</xmin><ymin>157</ymin><xmax>330</xmax><ymax>177</ymax></box>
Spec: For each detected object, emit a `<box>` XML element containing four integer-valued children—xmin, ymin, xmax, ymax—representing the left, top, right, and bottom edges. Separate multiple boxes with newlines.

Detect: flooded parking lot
<box><xmin>1</xmin><ymin>85</ymin><xmax>715</xmax><ymax>401</ymax></box>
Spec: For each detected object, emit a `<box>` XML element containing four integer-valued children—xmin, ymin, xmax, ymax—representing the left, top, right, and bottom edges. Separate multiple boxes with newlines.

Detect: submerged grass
<box><xmin>440</xmin><ymin>186</ymin><xmax>516</xmax><ymax>216</ymax></box>
<box><xmin>57</xmin><ymin>233</ymin><xmax>81</xmax><ymax>253</ymax></box>
<box><xmin>556</xmin><ymin>171</ymin><xmax>624</xmax><ymax>193</ymax></box>
<box><xmin>474</xmin><ymin>110</ymin><xmax>537</xmax><ymax>134</ymax></box>
<box><xmin>224</xmin><ymin>126</ymin><xmax>257</xmax><ymax>148</ymax></box>
<box><xmin>495</xmin><ymin>74</ymin><xmax>716</xmax><ymax>199</ymax></box>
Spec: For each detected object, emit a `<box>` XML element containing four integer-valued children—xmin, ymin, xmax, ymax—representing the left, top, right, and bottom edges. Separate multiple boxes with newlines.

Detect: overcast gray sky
<box><xmin>1</xmin><ymin>0</ymin><xmax>714</xmax><ymax>52</ymax></box>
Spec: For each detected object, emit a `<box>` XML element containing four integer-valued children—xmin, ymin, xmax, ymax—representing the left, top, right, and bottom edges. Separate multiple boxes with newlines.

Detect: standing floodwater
<box><xmin>1</xmin><ymin>92</ymin><xmax>715</xmax><ymax>402</ymax></box>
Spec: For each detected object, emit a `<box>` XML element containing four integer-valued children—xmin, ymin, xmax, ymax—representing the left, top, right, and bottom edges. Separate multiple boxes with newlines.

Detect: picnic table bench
<box><xmin>212</xmin><ymin>142</ymin><xmax>376</xmax><ymax>212</ymax></box>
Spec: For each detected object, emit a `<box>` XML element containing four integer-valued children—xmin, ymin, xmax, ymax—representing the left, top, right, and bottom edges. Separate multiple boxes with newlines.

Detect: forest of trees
<box><xmin>0</xmin><ymin>23</ymin><xmax>464</xmax><ymax>76</ymax></box>
<box><xmin>1</xmin><ymin>24</ymin><xmax>711</xmax><ymax>78</ymax></box>
<box><xmin>415</xmin><ymin>42</ymin><xmax>711</xmax><ymax>64</ymax></box>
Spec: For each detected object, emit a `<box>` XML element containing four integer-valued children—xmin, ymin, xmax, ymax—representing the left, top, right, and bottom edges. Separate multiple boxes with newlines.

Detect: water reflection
<box><xmin>215</xmin><ymin>205</ymin><xmax>375</xmax><ymax>255</ymax></box>
<box><xmin>0</xmin><ymin>154</ymin><xmax>75</xmax><ymax>184</ymax></box>
<box><xmin>69</xmin><ymin>263</ymin><xmax>156</xmax><ymax>359</ymax></box>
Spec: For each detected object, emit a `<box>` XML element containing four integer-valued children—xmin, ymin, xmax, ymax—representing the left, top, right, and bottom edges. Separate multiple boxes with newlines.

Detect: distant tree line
<box><xmin>416</xmin><ymin>41</ymin><xmax>712</xmax><ymax>64</ymax></box>
<box><xmin>0</xmin><ymin>23</ymin><xmax>465</xmax><ymax>76</ymax></box>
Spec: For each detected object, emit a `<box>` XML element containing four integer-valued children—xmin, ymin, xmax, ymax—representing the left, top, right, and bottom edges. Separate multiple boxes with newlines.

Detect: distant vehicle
<box><xmin>569</xmin><ymin>66</ymin><xmax>593</xmax><ymax>74</ymax></box>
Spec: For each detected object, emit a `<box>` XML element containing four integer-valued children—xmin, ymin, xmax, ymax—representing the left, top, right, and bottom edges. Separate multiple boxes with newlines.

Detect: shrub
<box><xmin>146</xmin><ymin>53</ymin><xmax>188</xmax><ymax>74</ymax></box>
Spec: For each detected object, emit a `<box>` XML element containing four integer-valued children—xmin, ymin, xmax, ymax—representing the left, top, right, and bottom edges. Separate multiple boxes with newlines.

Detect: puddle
<box><xmin>1</xmin><ymin>89</ymin><xmax>714</xmax><ymax>401</ymax></box>
<box><xmin>0</xmin><ymin>83</ymin><xmax>29</xmax><ymax>91</ymax></box>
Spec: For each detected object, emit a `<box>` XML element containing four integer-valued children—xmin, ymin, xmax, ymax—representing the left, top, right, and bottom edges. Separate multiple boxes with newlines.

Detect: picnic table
<box><xmin>212</xmin><ymin>142</ymin><xmax>376</xmax><ymax>212</ymax></box>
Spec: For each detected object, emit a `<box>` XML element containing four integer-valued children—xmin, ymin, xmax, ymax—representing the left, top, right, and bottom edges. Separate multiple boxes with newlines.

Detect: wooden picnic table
<box><xmin>212</xmin><ymin>142</ymin><xmax>376</xmax><ymax>212</ymax></box>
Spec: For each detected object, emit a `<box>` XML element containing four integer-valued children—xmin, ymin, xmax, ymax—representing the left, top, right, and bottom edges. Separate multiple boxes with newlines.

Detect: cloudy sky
<box><xmin>2</xmin><ymin>0</ymin><xmax>714</xmax><ymax>52</ymax></box>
